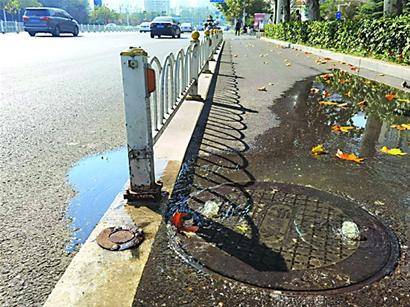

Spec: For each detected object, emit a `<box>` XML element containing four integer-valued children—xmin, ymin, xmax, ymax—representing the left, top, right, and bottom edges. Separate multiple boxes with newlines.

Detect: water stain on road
<box><xmin>66</xmin><ymin>147</ymin><xmax>167</xmax><ymax>252</ymax></box>
<box><xmin>168</xmin><ymin>68</ymin><xmax>409</xmax><ymax>292</ymax></box>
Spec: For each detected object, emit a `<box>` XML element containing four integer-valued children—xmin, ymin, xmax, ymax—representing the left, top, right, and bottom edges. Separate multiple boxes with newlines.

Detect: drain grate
<box><xmin>172</xmin><ymin>182</ymin><xmax>399</xmax><ymax>293</ymax></box>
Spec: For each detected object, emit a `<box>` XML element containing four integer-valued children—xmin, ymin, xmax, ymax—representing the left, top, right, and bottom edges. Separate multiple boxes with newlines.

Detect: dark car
<box><xmin>23</xmin><ymin>7</ymin><xmax>79</xmax><ymax>37</ymax></box>
<box><xmin>150</xmin><ymin>16</ymin><xmax>181</xmax><ymax>39</ymax></box>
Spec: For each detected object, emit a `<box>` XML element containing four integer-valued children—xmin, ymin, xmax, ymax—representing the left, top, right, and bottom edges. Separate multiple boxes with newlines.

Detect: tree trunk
<box><xmin>283</xmin><ymin>0</ymin><xmax>291</xmax><ymax>21</ymax></box>
<box><xmin>306</xmin><ymin>0</ymin><xmax>320</xmax><ymax>20</ymax></box>
<box><xmin>276</xmin><ymin>0</ymin><xmax>283</xmax><ymax>23</ymax></box>
<box><xmin>384</xmin><ymin>0</ymin><xmax>394</xmax><ymax>16</ymax></box>
<box><xmin>396</xmin><ymin>0</ymin><xmax>403</xmax><ymax>15</ymax></box>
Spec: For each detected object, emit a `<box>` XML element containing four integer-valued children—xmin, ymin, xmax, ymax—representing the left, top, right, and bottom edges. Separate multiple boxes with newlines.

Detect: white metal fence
<box><xmin>120</xmin><ymin>30</ymin><xmax>224</xmax><ymax>200</ymax></box>
<box><xmin>1</xmin><ymin>21</ymin><xmax>139</xmax><ymax>34</ymax></box>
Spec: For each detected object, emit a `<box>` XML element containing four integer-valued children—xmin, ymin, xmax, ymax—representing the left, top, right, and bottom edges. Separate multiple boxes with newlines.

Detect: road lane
<box><xmin>0</xmin><ymin>31</ymin><xmax>191</xmax><ymax>306</ymax></box>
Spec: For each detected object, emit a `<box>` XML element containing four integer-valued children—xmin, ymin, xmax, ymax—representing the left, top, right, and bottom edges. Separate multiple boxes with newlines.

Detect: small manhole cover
<box><xmin>171</xmin><ymin>182</ymin><xmax>399</xmax><ymax>293</ymax></box>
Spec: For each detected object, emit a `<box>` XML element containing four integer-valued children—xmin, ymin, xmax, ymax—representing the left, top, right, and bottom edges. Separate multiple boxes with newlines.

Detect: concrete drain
<box><xmin>173</xmin><ymin>182</ymin><xmax>399</xmax><ymax>293</ymax></box>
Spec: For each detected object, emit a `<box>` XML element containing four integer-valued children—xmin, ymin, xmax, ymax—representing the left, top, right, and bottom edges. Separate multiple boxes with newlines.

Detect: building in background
<box><xmin>144</xmin><ymin>0</ymin><xmax>170</xmax><ymax>14</ymax></box>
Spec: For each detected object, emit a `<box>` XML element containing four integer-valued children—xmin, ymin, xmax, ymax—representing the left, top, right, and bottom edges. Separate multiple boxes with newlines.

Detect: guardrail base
<box><xmin>186</xmin><ymin>94</ymin><xmax>204</xmax><ymax>102</ymax></box>
<box><xmin>124</xmin><ymin>181</ymin><xmax>163</xmax><ymax>202</ymax></box>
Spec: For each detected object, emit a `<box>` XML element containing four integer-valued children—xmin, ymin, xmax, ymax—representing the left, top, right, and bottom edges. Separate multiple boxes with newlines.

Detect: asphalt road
<box><xmin>0</xmin><ymin>31</ymin><xmax>191</xmax><ymax>306</ymax></box>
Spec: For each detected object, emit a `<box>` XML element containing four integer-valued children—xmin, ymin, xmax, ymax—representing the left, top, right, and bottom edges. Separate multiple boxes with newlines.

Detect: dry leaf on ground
<box><xmin>380</xmin><ymin>146</ymin><xmax>407</xmax><ymax>156</ymax></box>
<box><xmin>257</xmin><ymin>86</ymin><xmax>267</xmax><ymax>91</ymax></box>
<box><xmin>336</xmin><ymin>149</ymin><xmax>364</xmax><ymax>163</ymax></box>
<box><xmin>385</xmin><ymin>93</ymin><xmax>396</xmax><ymax>101</ymax></box>
<box><xmin>331</xmin><ymin>125</ymin><xmax>355</xmax><ymax>133</ymax></box>
<box><xmin>390</xmin><ymin>123</ymin><xmax>410</xmax><ymax>131</ymax></box>
<box><xmin>311</xmin><ymin>144</ymin><xmax>328</xmax><ymax>155</ymax></box>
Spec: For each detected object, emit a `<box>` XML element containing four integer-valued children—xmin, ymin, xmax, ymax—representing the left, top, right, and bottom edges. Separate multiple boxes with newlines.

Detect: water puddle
<box><xmin>66</xmin><ymin>146</ymin><xmax>167</xmax><ymax>252</ymax></box>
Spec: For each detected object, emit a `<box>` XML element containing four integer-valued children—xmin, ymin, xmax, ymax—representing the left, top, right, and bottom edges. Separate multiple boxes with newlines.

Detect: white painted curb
<box><xmin>261</xmin><ymin>37</ymin><xmax>410</xmax><ymax>80</ymax></box>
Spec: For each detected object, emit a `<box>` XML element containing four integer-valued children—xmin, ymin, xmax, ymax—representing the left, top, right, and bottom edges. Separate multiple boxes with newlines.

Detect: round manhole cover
<box><xmin>170</xmin><ymin>182</ymin><xmax>399</xmax><ymax>293</ymax></box>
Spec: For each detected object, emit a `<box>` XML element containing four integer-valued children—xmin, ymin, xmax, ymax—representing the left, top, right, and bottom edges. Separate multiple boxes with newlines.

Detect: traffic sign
<box><xmin>336</xmin><ymin>11</ymin><xmax>342</xmax><ymax>20</ymax></box>
<box><xmin>210</xmin><ymin>0</ymin><xmax>225</xmax><ymax>3</ymax></box>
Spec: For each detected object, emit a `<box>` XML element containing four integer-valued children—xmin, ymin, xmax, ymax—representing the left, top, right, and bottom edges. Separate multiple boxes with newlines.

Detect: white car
<box><xmin>180</xmin><ymin>23</ymin><xmax>192</xmax><ymax>33</ymax></box>
<box><xmin>139</xmin><ymin>22</ymin><xmax>151</xmax><ymax>33</ymax></box>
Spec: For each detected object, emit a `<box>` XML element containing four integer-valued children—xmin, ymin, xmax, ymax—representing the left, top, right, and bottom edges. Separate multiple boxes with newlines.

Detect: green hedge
<box><xmin>265</xmin><ymin>16</ymin><xmax>410</xmax><ymax>65</ymax></box>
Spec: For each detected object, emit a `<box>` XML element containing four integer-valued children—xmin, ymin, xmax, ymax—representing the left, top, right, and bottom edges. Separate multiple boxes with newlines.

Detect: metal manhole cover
<box><xmin>171</xmin><ymin>182</ymin><xmax>399</xmax><ymax>293</ymax></box>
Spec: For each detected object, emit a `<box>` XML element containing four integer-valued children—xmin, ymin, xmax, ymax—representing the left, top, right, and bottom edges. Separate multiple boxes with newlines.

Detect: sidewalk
<box><xmin>132</xmin><ymin>37</ymin><xmax>409</xmax><ymax>306</ymax></box>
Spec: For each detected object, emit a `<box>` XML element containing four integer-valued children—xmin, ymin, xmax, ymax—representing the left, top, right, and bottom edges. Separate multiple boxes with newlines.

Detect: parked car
<box><xmin>139</xmin><ymin>22</ymin><xmax>151</xmax><ymax>33</ymax></box>
<box><xmin>180</xmin><ymin>22</ymin><xmax>192</xmax><ymax>33</ymax></box>
<box><xmin>150</xmin><ymin>16</ymin><xmax>181</xmax><ymax>39</ymax></box>
<box><xmin>23</xmin><ymin>7</ymin><xmax>79</xmax><ymax>37</ymax></box>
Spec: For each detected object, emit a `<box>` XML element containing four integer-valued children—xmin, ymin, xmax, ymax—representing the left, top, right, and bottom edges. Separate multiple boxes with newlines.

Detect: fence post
<box><xmin>186</xmin><ymin>31</ymin><xmax>203</xmax><ymax>101</ymax></box>
<box><xmin>202</xmin><ymin>30</ymin><xmax>212</xmax><ymax>74</ymax></box>
<box><xmin>120</xmin><ymin>47</ymin><xmax>162</xmax><ymax>201</ymax></box>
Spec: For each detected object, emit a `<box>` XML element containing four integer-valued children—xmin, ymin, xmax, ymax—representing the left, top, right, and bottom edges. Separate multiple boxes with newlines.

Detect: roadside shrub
<box><xmin>264</xmin><ymin>16</ymin><xmax>410</xmax><ymax>64</ymax></box>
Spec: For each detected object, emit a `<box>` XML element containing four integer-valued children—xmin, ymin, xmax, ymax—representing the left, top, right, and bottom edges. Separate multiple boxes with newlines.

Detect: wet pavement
<box><xmin>0</xmin><ymin>32</ymin><xmax>191</xmax><ymax>306</ymax></box>
<box><xmin>66</xmin><ymin>147</ymin><xmax>167</xmax><ymax>252</ymax></box>
<box><xmin>134</xmin><ymin>38</ymin><xmax>409</xmax><ymax>306</ymax></box>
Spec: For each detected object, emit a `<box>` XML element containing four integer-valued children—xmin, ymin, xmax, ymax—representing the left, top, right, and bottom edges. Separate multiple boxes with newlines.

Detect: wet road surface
<box><xmin>0</xmin><ymin>31</ymin><xmax>191</xmax><ymax>306</ymax></box>
<box><xmin>134</xmin><ymin>37</ymin><xmax>409</xmax><ymax>306</ymax></box>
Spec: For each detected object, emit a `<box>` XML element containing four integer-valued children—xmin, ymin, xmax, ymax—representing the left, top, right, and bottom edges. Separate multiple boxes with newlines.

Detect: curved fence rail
<box><xmin>120</xmin><ymin>31</ymin><xmax>224</xmax><ymax>199</ymax></box>
<box><xmin>1</xmin><ymin>21</ymin><xmax>139</xmax><ymax>34</ymax></box>
<box><xmin>149</xmin><ymin>32</ymin><xmax>223</xmax><ymax>143</ymax></box>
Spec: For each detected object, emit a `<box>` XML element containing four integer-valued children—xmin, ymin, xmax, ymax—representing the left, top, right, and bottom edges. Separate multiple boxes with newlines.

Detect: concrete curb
<box><xmin>45</xmin><ymin>42</ymin><xmax>225</xmax><ymax>307</ymax></box>
<box><xmin>261</xmin><ymin>37</ymin><xmax>410</xmax><ymax>80</ymax></box>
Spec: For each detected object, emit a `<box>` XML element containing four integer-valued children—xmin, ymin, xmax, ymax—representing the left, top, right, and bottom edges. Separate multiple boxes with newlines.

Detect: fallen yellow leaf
<box><xmin>311</xmin><ymin>144</ymin><xmax>327</xmax><ymax>155</ymax></box>
<box><xmin>319</xmin><ymin>101</ymin><xmax>339</xmax><ymax>106</ymax></box>
<box><xmin>380</xmin><ymin>146</ymin><xmax>407</xmax><ymax>156</ymax></box>
<box><xmin>331</xmin><ymin>125</ymin><xmax>355</xmax><ymax>133</ymax></box>
<box><xmin>391</xmin><ymin>123</ymin><xmax>410</xmax><ymax>131</ymax></box>
<box><xmin>235</xmin><ymin>223</ymin><xmax>250</xmax><ymax>234</ymax></box>
<box><xmin>336</xmin><ymin>149</ymin><xmax>364</xmax><ymax>163</ymax></box>
<box><xmin>257</xmin><ymin>86</ymin><xmax>267</xmax><ymax>92</ymax></box>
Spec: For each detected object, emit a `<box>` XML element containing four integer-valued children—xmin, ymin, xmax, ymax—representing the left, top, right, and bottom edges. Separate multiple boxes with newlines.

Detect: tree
<box><xmin>217</xmin><ymin>0</ymin><xmax>270</xmax><ymax>24</ymax></box>
<box><xmin>5</xmin><ymin>0</ymin><xmax>40</xmax><ymax>13</ymax></box>
<box><xmin>89</xmin><ymin>5</ymin><xmax>118</xmax><ymax>25</ymax></box>
<box><xmin>358</xmin><ymin>0</ymin><xmax>384</xmax><ymax>18</ymax></box>
<box><xmin>320</xmin><ymin>0</ymin><xmax>361</xmax><ymax>20</ymax></box>
<box><xmin>38</xmin><ymin>0</ymin><xmax>89</xmax><ymax>23</ymax></box>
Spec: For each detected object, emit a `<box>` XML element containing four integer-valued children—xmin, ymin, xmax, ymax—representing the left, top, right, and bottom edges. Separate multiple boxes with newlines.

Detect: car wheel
<box><xmin>158</xmin><ymin>35</ymin><xmax>161</xmax><ymax>38</ymax></box>
<box><xmin>52</xmin><ymin>26</ymin><xmax>60</xmax><ymax>37</ymax></box>
<box><xmin>28</xmin><ymin>32</ymin><xmax>36</xmax><ymax>37</ymax></box>
<box><xmin>73</xmin><ymin>26</ymin><xmax>79</xmax><ymax>37</ymax></box>
<box><xmin>172</xmin><ymin>31</ymin><xmax>175</xmax><ymax>38</ymax></box>
<box><xmin>177</xmin><ymin>31</ymin><xmax>181</xmax><ymax>38</ymax></box>
<box><xmin>150</xmin><ymin>33</ymin><xmax>154</xmax><ymax>38</ymax></box>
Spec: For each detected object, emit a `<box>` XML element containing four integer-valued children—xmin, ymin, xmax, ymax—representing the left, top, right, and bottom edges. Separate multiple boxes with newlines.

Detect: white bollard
<box><xmin>120</xmin><ymin>47</ymin><xmax>162</xmax><ymax>201</ymax></box>
<box><xmin>186</xmin><ymin>31</ymin><xmax>203</xmax><ymax>101</ymax></box>
<box><xmin>202</xmin><ymin>31</ymin><xmax>212</xmax><ymax>74</ymax></box>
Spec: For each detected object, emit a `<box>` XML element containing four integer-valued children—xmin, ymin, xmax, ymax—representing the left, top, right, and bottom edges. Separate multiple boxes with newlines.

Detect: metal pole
<box><xmin>120</xmin><ymin>47</ymin><xmax>162</xmax><ymax>200</ymax></box>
